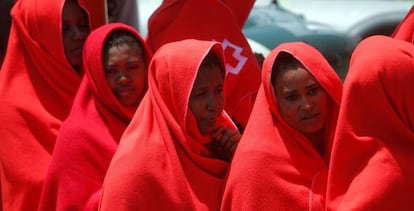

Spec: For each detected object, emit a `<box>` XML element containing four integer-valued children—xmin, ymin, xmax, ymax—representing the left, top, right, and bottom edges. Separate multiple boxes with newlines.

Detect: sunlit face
<box><xmin>104</xmin><ymin>44</ymin><xmax>147</xmax><ymax>108</ymax></box>
<box><xmin>62</xmin><ymin>0</ymin><xmax>90</xmax><ymax>71</ymax></box>
<box><xmin>272</xmin><ymin>66</ymin><xmax>328</xmax><ymax>138</ymax></box>
<box><xmin>189</xmin><ymin>65</ymin><xmax>225</xmax><ymax>135</ymax></box>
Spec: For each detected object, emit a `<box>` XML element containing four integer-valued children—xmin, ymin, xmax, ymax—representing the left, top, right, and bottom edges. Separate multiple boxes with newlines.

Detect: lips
<box><xmin>72</xmin><ymin>47</ymin><xmax>82</xmax><ymax>53</ymax></box>
<box><xmin>115</xmin><ymin>86</ymin><xmax>134</xmax><ymax>97</ymax></box>
<box><xmin>203</xmin><ymin>115</ymin><xmax>219</xmax><ymax>125</ymax></box>
<box><xmin>300</xmin><ymin>113</ymin><xmax>320</xmax><ymax>122</ymax></box>
<box><xmin>70</xmin><ymin>43</ymin><xmax>83</xmax><ymax>52</ymax></box>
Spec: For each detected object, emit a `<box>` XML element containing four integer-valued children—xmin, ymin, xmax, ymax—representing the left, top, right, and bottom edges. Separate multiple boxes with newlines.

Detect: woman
<box><xmin>0</xmin><ymin>0</ymin><xmax>104</xmax><ymax>209</ymax></box>
<box><xmin>99</xmin><ymin>39</ymin><xmax>240</xmax><ymax>210</ymax></box>
<box><xmin>221</xmin><ymin>42</ymin><xmax>342</xmax><ymax>210</ymax></box>
<box><xmin>326</xmin><ymin>35</ymin><xmax>414</xmax><ymax>210</ymax></box>
<box><xmin>146</xmin><ymin>0</ymin><xmax>261</xmax><ymax>129</ymax></box>
<box><xmin>38</xmin><ymin>23</ymin><xmax>152</xmax><ymax>211</ymax></box>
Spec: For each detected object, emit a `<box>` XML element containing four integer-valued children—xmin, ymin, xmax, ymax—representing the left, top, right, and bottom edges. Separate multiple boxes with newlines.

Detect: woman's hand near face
<box><xmin>211</xmin><ymin>126</ymin><xmax>241</xmax><ymax>162</ymax></box>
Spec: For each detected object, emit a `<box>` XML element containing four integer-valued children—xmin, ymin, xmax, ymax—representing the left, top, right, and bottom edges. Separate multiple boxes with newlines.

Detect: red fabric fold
<box><xmin>38</xmin><ymin>23</ymin><xmax>152</xmax><ymax>211</ymax></box>
<box><xmin>146</xmin><ymin>0</ymin><xmax>260</xmax><ymax>127</ymax></box>
<box><xmin>100</xmin><ymin>39</ymin><xmax>237</xmax><ymax>210</ymax></box>
<box><xmin>326</xmin><ymin>35</ymin><xmax>414</xmax><ymax>211</ymax></box>
<box><xmin>221</xmin><ymin>42</ymin><xmax>342</xmax><ymax>211</ymax></box>
<box><xmin>78</xmin><ymin>0</ymin><xmax>107</xmax><ymax>30</ymax></box>
<box><xmin>0</xmin><ymin>0</ymin><xmax>105</xmax><ymax>209</ymax></box>
<box><xmin>392</xmin><ymin>6</ymin><xmax>414</xmax><ymax>43</ymax></box>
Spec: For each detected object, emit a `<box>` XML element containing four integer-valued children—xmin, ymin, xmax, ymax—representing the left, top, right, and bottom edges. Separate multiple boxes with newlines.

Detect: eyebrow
<box><xmin>282</xmin><ymin>81</ymin><xmax>318</xmax><ymax>95</ymax></box>
<box><xmin>192</xmin><ymin>82</ymin><xmax>224</xmax><ymax>92</ymax></box>
<box><xmin>105</xmin><ymin>59</ymin><xmax>143</xmax><ymax>66</ymax></box>
<box><xmin>282</xmin><ymin>89</ymin><xmax>296</xmax><ymax>96</ymax></box>
<box><xmin>306</xmin><ymin>82</ymin><xmax>318</xmax><ymax>89</ymax></box>
<box><xmin>104</xmin><ymin>64</ymin><xmax>117</xmax><ymax>68</ymax></box>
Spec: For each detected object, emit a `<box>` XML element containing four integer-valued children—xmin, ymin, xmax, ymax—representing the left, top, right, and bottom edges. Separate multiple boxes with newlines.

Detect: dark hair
<box><xmin>271</xmin><ymin>52</ymin><xmax>305</xmax><ymax>83</ymax></box>
<box><xmin>103</xmin><ymin>30</ymin><xmax>145</xmax><ymax>64</ymax></box>
<box><xmin>199</xmin><ymin>51</ymin><xmax>225</xmax><ymax>77</ymax></box>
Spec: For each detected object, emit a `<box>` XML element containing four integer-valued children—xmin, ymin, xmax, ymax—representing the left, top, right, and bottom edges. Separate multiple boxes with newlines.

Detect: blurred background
<box><xmin>1</xmin><ymin>0</ymin><xmax>413</xmax><ymax>80</ymax></box>
<box><xmin>137</xmin><ymin>0</ymin><xmax>413</xmax><ymax>80</ymax></box>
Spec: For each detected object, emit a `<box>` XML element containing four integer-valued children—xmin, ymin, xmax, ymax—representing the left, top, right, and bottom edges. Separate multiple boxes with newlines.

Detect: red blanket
<box><xmin>100</xmin><ymin>39</ymin><xmax>237</xmax><ymax>210</ymax></box>
<box><xmin>222</xmin><ymin>42</ymin><xmax>342</xmax><ymax>210</ymax></box>
<box><xmin>38</xmin><ymin>23</ymin><xmax>152</xmax><ymax>211</ymax></box>
<box><xmin>326</xmin><ymin>35</ymin><xmax>414</xmax><ymax>210</ymax></box>
<box><xmin>392</xmin><ymin>6</ymin><xmax>414</xmax><ymax>43</ymax></box>
<box><xmin>0</xmin><ymin>0</ymin><xmax>105</xmax><ymax>209</ymax></box>
<box><xmin>146</xmin><ymin>0</ymin><xmax>260</xmax><ymax>127</ymax></box>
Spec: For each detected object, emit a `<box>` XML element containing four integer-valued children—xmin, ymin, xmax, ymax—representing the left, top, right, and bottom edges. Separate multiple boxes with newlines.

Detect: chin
<box><xmin>200</xmin><ymin>127</ymin><xmax>215</xmax><ymax>136</ymax></box>
<box><xmin>302</xmin><ymin>125</ymin><xmax>324</xmax><ymax>135</ymax></box>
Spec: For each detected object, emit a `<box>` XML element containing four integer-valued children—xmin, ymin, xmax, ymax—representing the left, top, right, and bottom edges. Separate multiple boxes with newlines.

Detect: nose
<box><xmin>206</xmin><ymin>93</ymin><xmax>220</xmax><ymax>111</ymax></box>
<box><xmin>300</xmin><ymin>96</ymin><xmax>313</xmax><ymax>110</ymax></box>
<box><xmin>72</xmin><ymin>27</ymin><xmax>88</xmax><ymax>41</ymax></box>
<box><xmin>116</xmin><ymin>72</ymin><xmax>130</xmax><ymax>85</ymax></box>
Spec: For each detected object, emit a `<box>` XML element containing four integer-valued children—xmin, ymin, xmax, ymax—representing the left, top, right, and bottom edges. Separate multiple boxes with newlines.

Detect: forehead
<box><xmin>104</xmin><ymin>43</ymin><xmax>144</xmax><ymax>60</ymax></box>
<box><xmin>107</xmin><ymin>43</ymin><xmax>142</xmax><ymax>54</ymax></box>
<box><xmin>62</xmin><ymin>0</ymin><xmax>85</xmax><ymax>19</ymax></box>
<box><xmin>274</xmin><ymin>67</ymin><xmax>317</xmax><ymax>90</ymax></box>
<box><xmin>193</xmin><ymin>65</ymin><xmax>224</xmax><ymax>87</ymax></box>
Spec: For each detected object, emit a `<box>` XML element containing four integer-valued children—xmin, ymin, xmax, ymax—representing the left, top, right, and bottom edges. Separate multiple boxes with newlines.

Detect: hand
<box><xmin>211</xmin><ymin>126</ymin><xmax>241</xmax><ymax>162</ymax></box>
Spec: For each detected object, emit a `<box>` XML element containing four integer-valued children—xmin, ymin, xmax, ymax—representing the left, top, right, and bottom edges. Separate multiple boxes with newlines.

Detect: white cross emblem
<box><xmin>218</xmin><ymin>38</ymin><xmax>247</xmax><ymax>75</ymax></box>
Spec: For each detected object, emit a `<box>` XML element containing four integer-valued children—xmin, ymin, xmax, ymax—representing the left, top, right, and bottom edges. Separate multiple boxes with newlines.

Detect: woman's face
<box><xmin>272</xmin><ymin>66</ymin><xmax>328</xmax><ymax>137</ymax></box>
<box><xmin>104</xmin><ymin>44</ymin><xmax>147</xmax><ymax>108</ymax></box>
<box><xmin>62</xmin><ymin>0</ymin><xmax>90</xmax><ymax>71</ymax></box>
<box><xmin>189</xmin><ymin>65</ymin><xmax>225</xmax><ymax>135</ymax></box>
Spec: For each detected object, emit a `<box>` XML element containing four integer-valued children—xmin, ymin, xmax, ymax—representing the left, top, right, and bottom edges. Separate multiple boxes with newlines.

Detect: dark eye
<box><xmin>194</xmin><ymin>91</ymin><xmax>206</xmax><ymax>97</ymax></box>
<box><xmin>191</xmin><ymin>88</ymin><xmax>207</xmax><ymax>97</ymax></box>
<box><xmin>308</xmin><ymin>87</ymin><xmax>320</xmax><ymax>96</ymax></box>
<box><xmin>285</xmin><ymin>94</ymin><xmax>298</xmax><ymax>102</ymax></box>
<box><xmin>104</xmin><ymin>68</ymin><xmax>114</xmax><ymax>75</ymax></box>
<box><xmin>215</xmin><ymin>87</ymin><xmax>224</xmax><ymax>95</ymax></box>
<box><xmin>79</xmin><ymin>22</ymin><xmax>89</xmax><ymax>31</ymax></box>
<box><xmin>62</xmin><ymin>24</ymin><xmax>69</xmax><ymax>33</ymax></box>
<box><xmin>127</xmin><ymin>63</ymin><xmax>139</xmax><ymax>71</ymax></box>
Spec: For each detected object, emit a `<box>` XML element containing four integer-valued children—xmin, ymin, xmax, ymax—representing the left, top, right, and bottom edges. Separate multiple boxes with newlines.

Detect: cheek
<box><xmin>217</xmin><ymin>95</ymin><xmax>225</xmax><ymax>110</ymax></box>
<box><xmin>62</xmin><ymin>38</ymin><xmax>70</xmax><ymax>53</ymax></box>
<box><xmin>315</xmin><ymin>92</ymin><xmax>329</xmax><ymax>111</ymax></box>
<box><xmin>189</xmin><ymin>100</ymin><xmax>202</xmax><ymax>117</ymax></box>
<box><xmin>278</xmin><ymin>101</ymin><xmax>298</xmax><ymax>123</ymax></box>
<box><xmin>132</xmin><ymin>76</ymin><xmax>147</xmax><ymax>93</ymax></box>
<box><xmin>279</xmin><ymin>102</ymin><xmax>298</xmax><ymax>128</ymax></box>
<box><xmin>317</xmin><ymin>94</ymin><xmax>330</xmax><ymax>123</ymax></box>
<box><xmin>106</xmin><ymin>76</ymin><xmax>116</xmax><ymax>91</ymax></box>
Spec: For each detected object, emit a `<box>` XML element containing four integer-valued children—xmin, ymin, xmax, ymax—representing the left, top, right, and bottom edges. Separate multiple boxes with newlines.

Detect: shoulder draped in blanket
<box><xmin>100</xmin><ymin>39</ymin><xmax>238</xmax><ymax>210</ymax></box>
<box><xmin>0</xmin><ymin>0</ymin><xmax>105</xmax><ymax>209</ymax></box>
<box><xmin>221</xmin><ymin>42</ymin><xmax>342</xmax><ymax>211</ymax></box>
<box><xmin>146</xmin><ymin>0</ymin><xmax>260</xmax><ymax>127</ymax></box>
<box><xmin>326</xmin><ymin>35</ymin><xmax>414</xmax><ymax>211</ymax></box>
<box><xmin>38</xmin><ymin>23</ymin><xmax>152</xmax><ymax>211</ymax></box>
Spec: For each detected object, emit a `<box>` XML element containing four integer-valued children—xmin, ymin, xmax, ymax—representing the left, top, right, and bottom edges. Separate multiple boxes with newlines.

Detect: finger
<box><xmin>218</xmin><ymin>131</ymin><xmax>230</xmax><ymax>146</ymax></box>
<box><xmin>223</xmin><ymin>137</ymin><xmax>236</xmax><ymax>151</ymax></box>
<box><xmin>222</xmin><ymin>130</ymin><xmax>241</xmax><ymax>149</ymax></box>
<box><xmin>213</xmin><ymin>125</ymin><xmax>226</xmax><ymax>134</ymax></box>
<box><xmin>229</xmin><ymin>141</ymin><xmax>238</xmax><ymax>154</ymax></box>
<box><xmin>211</xmin><ymin>126</ymin><xmax>225</xmax><ymax>139</ymax></box>
<box><xmin>225</xmin><ymin>141</ymin><xmax>239</xmax><ymax>161</ymax></box>
<box><xmin>219</xmin><ymin>127</ymin><xmax>239</xmax><ymax>144</ymax></box>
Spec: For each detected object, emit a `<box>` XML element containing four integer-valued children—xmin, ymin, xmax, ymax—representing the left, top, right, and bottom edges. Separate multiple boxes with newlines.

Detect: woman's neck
<box><xmin>306</xmin><ymin>129</ymin><xmax>325</xmax><ymax>157</ymax></box>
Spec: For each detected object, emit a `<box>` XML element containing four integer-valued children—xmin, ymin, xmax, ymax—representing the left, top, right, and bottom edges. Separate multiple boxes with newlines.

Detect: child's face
<box><xmin>189</xmin><ymin>65</ymin><xmax>225</xmax><ymax>135</ymax></box>
<box><xmin>104</xmin><ymin>44</ymin><xmax>147</xmax><ymax>108</ymax></box>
